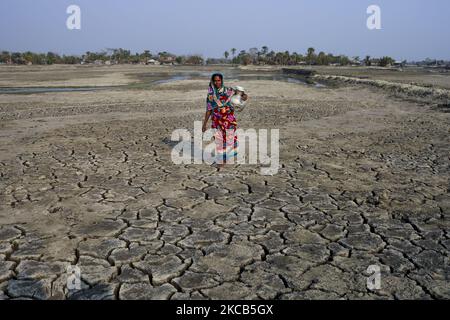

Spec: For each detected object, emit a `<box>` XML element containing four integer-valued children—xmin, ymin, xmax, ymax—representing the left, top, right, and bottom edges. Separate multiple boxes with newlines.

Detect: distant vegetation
<box><xmin>0</xmin><ymin>51</ymin><xmax>82</xmax><ymax>65</ymax></box>
<box><xmin>0</xmin><ymin>49</ymin><xmax>202</xmax><ymax>66</ymax></box>
<box><xmin>214</xmin><ymin>47</ymin><xmax>365</xmax><ymax>66</ymax></box>
<box><xmin>0</xmin><ymin>47</ymin><xmax>448</xmax><ymax>68</ymax></box>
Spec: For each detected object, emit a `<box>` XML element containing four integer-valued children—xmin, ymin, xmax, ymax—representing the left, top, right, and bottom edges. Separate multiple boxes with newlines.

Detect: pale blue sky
<box><xmin>1</xmin><ymin>0</ymin><xmax>449</xmax><ymax>60</ymax></box>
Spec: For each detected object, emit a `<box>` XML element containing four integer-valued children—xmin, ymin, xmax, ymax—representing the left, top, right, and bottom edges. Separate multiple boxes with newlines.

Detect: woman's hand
<box><xmin>203</xmin><ymin>110</ymin><xmax>212</xmax><ymax>132</ymax></box>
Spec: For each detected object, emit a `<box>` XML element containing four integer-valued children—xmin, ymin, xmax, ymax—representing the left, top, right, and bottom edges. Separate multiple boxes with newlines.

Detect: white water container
<box><xmin>231</xmin><ymin>86</ymin><xmax>247</xmax><ymax>112</ymax></box>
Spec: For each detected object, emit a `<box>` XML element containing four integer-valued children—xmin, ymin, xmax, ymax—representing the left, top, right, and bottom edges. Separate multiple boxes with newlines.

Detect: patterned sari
<box><xmin>206</xmin><ymin>77</ymin><xmax>238</xmax><ymax>164</ymax></box>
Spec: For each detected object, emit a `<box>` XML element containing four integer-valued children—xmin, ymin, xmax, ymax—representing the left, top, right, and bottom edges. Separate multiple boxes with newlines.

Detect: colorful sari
<box><xmin>206</xmin><ymin>75</ymin><xmax>238</xmax><ymax>164</ymax></box>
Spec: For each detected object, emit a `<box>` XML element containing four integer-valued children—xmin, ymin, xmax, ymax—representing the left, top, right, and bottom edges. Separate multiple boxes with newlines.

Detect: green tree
<box><xmin>185</xmin><ymin>55</ymin><xmax>203</xmax><ymax>65</ymax></box>
<box><xmin>46</xmin><ymin>52</ymin><xmax>60</xmax><ymax>65</ymax></box>
<box><xmin>175</xmin><ymin>56</ymin><xmax>184</xmax><ymax>64</ymax></box>
<box><xmin>140</xmin><ymin>50</ymin><xmax>152</xmax><ymax>63</ymax></box>
<box><xmin>306</xmin><ymin>47</ymin><xmax>316</xmax><ymax>65</ymax></box>
<box><xmin>22</xmin><ymin>51</ymin><xmax>34</xmax><ymax>64</ymax></box>
<box><xmin>379</xmin><ymin>56</ymin><xmax>394</xmax><ymax>67</ymax></box>
<box><xmin>11</xmin><ymin>52</ymin><xmax>25</xmax><ymax>64</ymax></box>
<box><xmin>317</xmin><ymin>51</ymin><xmax>328</xmax><ymax>65</ymax></box>
<box><xmin>338</xmin><ymin>55</ymin><xmax>350</xmax><ymax>66</ymax></box>
<box><xmin>0</xmin><ymin>51</ymin><xmax>11</xmax><ymax>64</ymax></box>
<box><xmin>261</xmin><ymin>46</ymin><xmax>269</xmax><ymax>55</ymax></box>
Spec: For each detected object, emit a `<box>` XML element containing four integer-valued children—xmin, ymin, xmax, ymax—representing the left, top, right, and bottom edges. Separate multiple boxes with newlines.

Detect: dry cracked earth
<box><xmin>0</xmin><ymin>66</ymin><xmax>449</xmax><ymax>300</ymax></box>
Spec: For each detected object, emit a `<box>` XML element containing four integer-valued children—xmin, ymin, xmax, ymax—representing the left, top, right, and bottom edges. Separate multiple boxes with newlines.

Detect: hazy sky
<box><xmin>1</xmin><ymin>0</ymin><xmax>449</xmax><ymax>60</ymax></box>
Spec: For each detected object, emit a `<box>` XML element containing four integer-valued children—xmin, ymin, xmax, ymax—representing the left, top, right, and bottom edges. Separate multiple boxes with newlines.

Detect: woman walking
<box><xmin>202</xmin><ymin>73</ymin><xmax>247</xmax><ymax>168</ymax></box>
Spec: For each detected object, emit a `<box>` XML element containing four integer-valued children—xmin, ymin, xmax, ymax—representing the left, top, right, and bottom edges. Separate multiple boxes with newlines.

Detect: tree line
<box><xmin>221</xmin><ymin>47</ymin><xmax>398</xmax><ymax>67</ymax></box>
<box><xmin>0</xmin><ymin>51</ymin><xmax>82</xmax><ymax>65</ymax></box>
<box><xmin>0</xmin><ymin>49</ymin><xmax>159</xmax><ymax>65</ymax></box>
<box><xmin>0</xmin><ymin>47</ymin><xmax>400</xmax><ymax>67</ymax></box>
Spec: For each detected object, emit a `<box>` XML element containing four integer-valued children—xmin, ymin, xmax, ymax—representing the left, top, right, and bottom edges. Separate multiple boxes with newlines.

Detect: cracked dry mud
<box><xmin>0</xmin><ymin>65</ymin><xmax>449</xmax><ymax>300</ymax></box>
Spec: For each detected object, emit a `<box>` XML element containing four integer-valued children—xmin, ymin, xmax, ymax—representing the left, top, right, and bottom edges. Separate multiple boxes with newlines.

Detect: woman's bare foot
<box><xmin>212</xmin><ymin>162</ymin><xmax>225</xmax><ymax>170</ymax></box>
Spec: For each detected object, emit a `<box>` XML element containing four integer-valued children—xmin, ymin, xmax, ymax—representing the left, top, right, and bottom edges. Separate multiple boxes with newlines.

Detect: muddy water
<box><xmin>0</xmin><ymin>86</ymin><xmax>113</xmax><ymax>94</ymax></box>
<box><xmin>0</xmin><ymin>70</ymin><xmax>326</xmax><ymax>94</ymax></box>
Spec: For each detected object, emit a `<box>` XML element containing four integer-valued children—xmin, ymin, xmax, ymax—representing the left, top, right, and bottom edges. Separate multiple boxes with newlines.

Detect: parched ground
<box><xmin>0</xmin><ymin>65</ymin><xmax>449</xmax><ymax>300</ymax></box>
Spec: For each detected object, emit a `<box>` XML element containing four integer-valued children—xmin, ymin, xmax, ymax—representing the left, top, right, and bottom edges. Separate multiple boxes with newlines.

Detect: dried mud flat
<box><xmin>0</xmin><ymin>65</ymin><xmax>449</xmax><ymax>300</ymax></box>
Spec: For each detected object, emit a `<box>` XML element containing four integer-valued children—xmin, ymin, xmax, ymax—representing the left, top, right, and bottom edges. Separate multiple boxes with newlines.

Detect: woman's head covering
<box><xmin>209</xmin><ymin>73</ymin><xmax>224</xmax><ymax>92</ymax></box>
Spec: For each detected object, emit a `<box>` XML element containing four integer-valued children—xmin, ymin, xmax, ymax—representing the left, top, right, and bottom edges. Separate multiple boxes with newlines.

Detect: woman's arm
<box><xmin>202</xmin><ymin>110</ymin><xmax>212</xmax><ymax>132</ymax></box>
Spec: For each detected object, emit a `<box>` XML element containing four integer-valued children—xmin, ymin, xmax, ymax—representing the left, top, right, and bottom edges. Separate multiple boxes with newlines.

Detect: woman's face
<box><xmin>213</xmin><ymin>76</ymin><xmax>222</xmax><ymax>88</ymax></box>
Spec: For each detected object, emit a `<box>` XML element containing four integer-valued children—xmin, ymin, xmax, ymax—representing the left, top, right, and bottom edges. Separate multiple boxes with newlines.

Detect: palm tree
<box><xmin>267</xmin><ymin>51</ymin><xmax>275</xmax><ymax>65</ymax></box>
<box><xmin>364</xmin><ymin>55</ymin><xmax>371</xmax><ymax>66</ymax></box>
<box><xmin>306</xmin><ymin>47</ymin><xmax>316</xmax><ymax>65</ymax></box>
<box><xmin>231</xmin><ymin>48</ymin><xmax>237</xmax><ymax>58</ymax></box>
<box><xmin>283</xmin><ymin>51</ymin><xmax>290</xmax><ymax>65</ymax></box>
<box><xmin>224</xmin><ymin>51</ymin><xmax>229</xmax><ymax>60</ymax></box>
<box><xmin>84</xmin><ymin>51</ymin><xmax>92</xmax><ymax>63</ymax></box>
<box><xmin>261</xmin><ymin>46</ymin><xmax>269</xmax><ymax>55</ymax></box>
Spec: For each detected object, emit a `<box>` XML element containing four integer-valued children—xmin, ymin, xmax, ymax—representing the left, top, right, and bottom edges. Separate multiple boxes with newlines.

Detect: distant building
<box><xmin>158</xmin><ymin>55</ymin><xmax>177</xmax><ymax>65</ymax></box>
<box><xmin>147</xmin><ymin>59</ymin><xmax>160</xmax><ymax>65</ymax></box>
<box><xmin>350</xmin><ymin>59</ymin><xmax>363</xmax><ymax>66</ymax></box>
